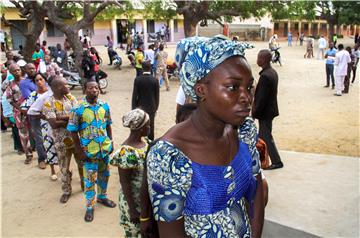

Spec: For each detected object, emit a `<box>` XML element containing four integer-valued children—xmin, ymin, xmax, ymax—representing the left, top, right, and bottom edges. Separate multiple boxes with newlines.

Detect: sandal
<box><xmin>84</xmin><ymin>209</ymin><xmax>94</xmax><ymax>222</ymax></box>
<box><xmin>97</xmin><ymin>198</ymin><xmax>116</xmax><ymax>208</ymax></box>
<box><xmin>59</xmin><ymin>194</ymin><xmax>70</xmax><ymax>203</ymax></box>
<box><xmin>24</xmin><ymin>156</ymin><xmax>32</xmax><ymax>164</ymax></box>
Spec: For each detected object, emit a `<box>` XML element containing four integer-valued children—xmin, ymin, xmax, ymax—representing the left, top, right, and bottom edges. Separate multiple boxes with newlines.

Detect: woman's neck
<box><xmin>53</xmin><ymin>92</ymin><xmax>63</xmax><ymax>100</ymax></box>
<box><xmin>191</xmin><ymin>108</ymin><xmax>226</xmax><ymax>139</ymax></box>
<box><xmin>37</xmin><ymin>87</ymin><xmax>48</xmax><ymax>94</ymax></box>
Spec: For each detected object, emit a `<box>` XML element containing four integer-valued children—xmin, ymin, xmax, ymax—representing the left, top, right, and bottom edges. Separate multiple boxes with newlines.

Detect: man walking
<box><xmin>67</xmin><ymin>81</ymin><xmax>116</xmax><ymax>222</ymax></box>
<box><xmin>253</xmin><ymin>49</ymin><xmax>283</xmax><ymax>170</ymax></box>
<box><xmin>287</xmin><ymin>32</ymin><xmax>292</xmax><ymax>46</ymax></box>
<box><xmin>324</xmin><ymin>42</ymin><xmax>337</xmax><ymax>89</ymax></box>
<box><xmin>106</xmin><ymin>36</ymin><xmax>114</xmax><ymax>65</ymax></box>
<box><xmin>334</xmin><ymin>44</ymin><xmax>351</xmax><ymax>96</ymax></box>
<box><xmin>43</xmin><ymin>76</ymin><xmax>84</xmax><ymax>203</ymax></box>
<box><xmin>131</xmin><ymin>61</ymin><xmax>159</xmax><ymax>140</ymax></box>
<box><xmin>317</xmin><ymin>35</ymin><xmax>327</xmax><ymax>59</ymax></box>
<box><xmin>155</xmin><ymin>44</ymin><xmax>170</xmax><ymax>91</ymax></box>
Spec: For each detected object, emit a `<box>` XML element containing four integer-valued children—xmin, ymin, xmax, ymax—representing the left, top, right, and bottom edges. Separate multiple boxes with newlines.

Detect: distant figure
<box><xmin>106</xmin><ymin>36</ymin><xmax>114</xmax><ymax>65</ymax></box>
<box><xmin>287</xmin><ymin>32</ymin><xmax>292</xmax><ymax>46</ymax></box>
<box><xmin>299</xmin><ymin>32</ymin><xmax>304</xmax><ymax>46</ymax></box>
<box><xmin>253</xmin><ymin>49</ymin><xmax>283</xmax><ymax>170</ymax></box>
<box><xmin>351</xmin><ymin>44</ymin><xmax>359</xmax><ymax>83</ymax></box>
<box><xmin>155</xmin><ymin>44</ymin><xmax>170</xmax><ymax>91</ymax></box>
<box><xmin>18</xmin><ymin>45</ymin><xmax>23</xmax><ymax>56</ymax></box>
<box><xmin>333</xmin><ymin>34</ymin><xmax>338</xmax><ymax>48</ymax></box>
<box><xmin>343</xmin><ymin>46</ymin><xmax>354</xmax><ymax>94</ymax></box>
<box><xmin>64</xmin><ymin>38</ymin><xmax>71</xmax><ymax>52</ymax></box>
<box><xmin>134</xmin><ymin>45</ymin><xmax>144</xmax><ymax>77</ymax></box>
<box><xmin>324</xmin><ymin>42</ymin><xmax>337</xmax><ymax>88</ymax></box>
<box><xmin>334</xmin><ymin>44</ymin><xmax>351</xmax><ymax>96</ymax></box>
<box><xmin>354</xmin><ymin>33</ymin><xmax>359</xmax><ymax>44</ymax></box>
<box><xmin>53</xmin><ymin>43</ymin><xmax>68</xmax><ymax>70</ymax></box>
<box><xmin>304</xmin><ymin>37</ymin><xmax>313</xmax><ymax>58</ymax></box>
<box><xmin>41</xmin><ymin>41</ymin><xmax>47</xmax><ymax>55</ymax></box>
<box><xmin>317</xmin><ymin>35</ymin><xmax>327</xmax><ymax>59</ymax></box>
<box><xmin>144</xmin><ymin>44</ymin><xmax>155</xmax><ymax>74</ymax></box>
<box><xmin>269</xmin><ymin>34</ymin><xmax>278</xmax><ymax>50</ymax></box>
<box><xmin>32</xmin><ymin>43</ymin><xmax>45</xmax><ymax>71</ymax></box>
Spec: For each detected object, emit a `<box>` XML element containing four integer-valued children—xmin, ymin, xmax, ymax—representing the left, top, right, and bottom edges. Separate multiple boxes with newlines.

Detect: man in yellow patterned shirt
<box><xmin>67</xmin><ymin>80</ymin><xmax>116</xmax><ymax>222</ymax></box>
<box><xmin>43</xmin><ymin>76</ymin><xmax>84</xmax><ymax>204</ymax></box>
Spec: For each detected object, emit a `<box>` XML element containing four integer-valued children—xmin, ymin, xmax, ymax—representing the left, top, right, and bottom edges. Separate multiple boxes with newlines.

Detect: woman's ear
<box><xmin>194</xmin><ymin>82</ymin><xmax>206</xmax><ymax>100</ymax></box>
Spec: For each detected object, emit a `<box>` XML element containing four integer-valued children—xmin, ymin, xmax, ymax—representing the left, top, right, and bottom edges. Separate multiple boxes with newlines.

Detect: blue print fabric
<box><xmin>175</xmin><ymin>35</ymin><xmax>254</xmax><ymax>101</ymax></box>
<box><xmin>147</xmin><ymin>117</ymin><xmax>261</xmax><ymax>238</ymax></box>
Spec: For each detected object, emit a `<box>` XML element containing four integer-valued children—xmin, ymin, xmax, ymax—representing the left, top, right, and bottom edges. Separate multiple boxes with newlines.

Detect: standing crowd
<box><xmin>1</xmin><ymin>34</ymin><xmax>308</xmax><ymax>238</ymax></box>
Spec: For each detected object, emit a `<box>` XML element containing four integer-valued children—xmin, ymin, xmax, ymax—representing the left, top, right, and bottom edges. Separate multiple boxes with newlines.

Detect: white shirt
<box><xmin>335</xmin><ymin>50</ymin><xmax>351</xmax><ymax>76</ymax></box>
<box><xmin>0</xmin><ymin>31</ymin><xmax>4</xmax><ymax>43</ymax></box>
<box><xmin>27</xmin><ymin>90</ymin><xmax>53</xmax><ymax>115</ymax></box>
<box><xmin>318</xmin><ymin>37</ymin><xmax>327</xmax><ymax>49</ymax></box>
<box><xmin>144</xmin><ymin>49</ymin><xmax>155</xmax><ymax>64</ymax></box>
<box><xmin>175</xmin><ymin>86</ymin><xmax>186</xmax><ymax>106</ymax></box>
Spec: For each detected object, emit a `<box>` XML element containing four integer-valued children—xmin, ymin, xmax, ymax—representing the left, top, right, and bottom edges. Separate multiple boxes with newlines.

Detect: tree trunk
<box><xmin>64</xmin><ymin>29</ymin><xmax>83</xmax><ymax>76</ymax></box>
<box><xmin>328</xmin><ymin>21</ymin><xmax>334</xmax><ymax>42</ymax></box>
<box><xmin>183</xmin><ymin>14</ymin><xmax>199</xmax><ymax>37</ymax></box>
<box><xmin>23</xmin><ymin>21</ymin><xmax>44</xmax><ymax>62</ymax></box>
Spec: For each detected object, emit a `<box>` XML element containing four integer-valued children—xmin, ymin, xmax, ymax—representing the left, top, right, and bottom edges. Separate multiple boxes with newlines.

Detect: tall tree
<box><xmin>142</xmin><ymin>0</ymin><xmax>270</xmax><ymax>37</ymax></box>
<box><xmin>44</xmin><ymin>1</ymin><xmax>120</xmax><ymax>74</ymax></box>
<box><xmin>1</xmin><ymin>1</ymin><xmax>46</xmax><ymax>62</ymax></box>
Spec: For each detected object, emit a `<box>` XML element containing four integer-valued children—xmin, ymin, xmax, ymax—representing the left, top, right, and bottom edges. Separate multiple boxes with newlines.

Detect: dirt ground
<box><xmin>1</xmin><ymin>37</ymin><xmax>359</xmax><ymax>237</ymax></box>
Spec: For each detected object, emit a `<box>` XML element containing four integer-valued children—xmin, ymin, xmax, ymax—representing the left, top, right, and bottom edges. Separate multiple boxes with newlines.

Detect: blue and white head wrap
<box><xmin>175</xmin><ymin>35</ymin><xmax>254</xmax><ymax>101</ymax></box>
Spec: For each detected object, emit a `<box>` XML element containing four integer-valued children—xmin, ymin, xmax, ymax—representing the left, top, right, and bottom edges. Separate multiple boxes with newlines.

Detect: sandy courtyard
<box><xmin>1</xmin><ymin>38</ymin><xmax>359</xmax><ymax>237</ymax></box>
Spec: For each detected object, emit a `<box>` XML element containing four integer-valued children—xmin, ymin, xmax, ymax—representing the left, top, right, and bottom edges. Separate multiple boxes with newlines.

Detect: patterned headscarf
<box><xmin>175</xmin><ymin>35</ymin><xmax>253</xmax><ymax>101</ymax></box>
<box><xmin>122</xmin><ymin>109</ymin><xmax>149</xmax><ymax>130</ymax></box>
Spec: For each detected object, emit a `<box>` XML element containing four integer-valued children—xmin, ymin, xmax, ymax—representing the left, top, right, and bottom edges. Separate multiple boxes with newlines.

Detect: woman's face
<box><xmin>35</xmin><ymin>74</ymin><xmax>46</xmax><ymax>88</ymax></box>
<box><xmin>197</xmin><ymin>56</ymin><xmax>254</xmax><ymax>126</ymax></box>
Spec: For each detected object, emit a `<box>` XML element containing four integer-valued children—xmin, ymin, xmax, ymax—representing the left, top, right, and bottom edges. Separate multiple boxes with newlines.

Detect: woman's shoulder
<box><xmin>238</xmin><ymin>117</ymin><xmax>257</xmax><ymax>144</ymax></box>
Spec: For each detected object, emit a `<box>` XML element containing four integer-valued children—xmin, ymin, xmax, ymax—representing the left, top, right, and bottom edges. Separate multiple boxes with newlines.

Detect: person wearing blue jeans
<box><xmin>324</xmin><ymin>42</ymin><xmax>337</xmax><ymax>89</ymax></box>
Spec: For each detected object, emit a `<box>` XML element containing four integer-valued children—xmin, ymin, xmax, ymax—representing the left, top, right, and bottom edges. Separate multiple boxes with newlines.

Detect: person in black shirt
<box><xmin>253</xmin><ymin>49</ymin><xmax>283</xmax><ymax>170</ymax></box>
<box><xmin>131</xmin><ymin>61</ymin><xmax>159</xmax><ymax>140</ymax></box>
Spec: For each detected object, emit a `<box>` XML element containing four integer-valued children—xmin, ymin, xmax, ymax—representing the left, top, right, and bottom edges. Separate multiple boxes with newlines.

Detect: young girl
<box><xmin>110</xmin><ymin>109</ymin><xmax>150</xmax><ymax>238</ymax></box>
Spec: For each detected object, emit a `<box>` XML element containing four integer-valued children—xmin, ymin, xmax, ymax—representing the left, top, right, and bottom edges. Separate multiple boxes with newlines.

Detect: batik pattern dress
<box><xmin>6</xmin><ymin>80</ymin><xmax>32</xmax><ymax>158</ymax></box>
<box><xmin>110</xmin><ymin>141</ymin><xmax>149</xmax><ymax>237</ymax></box>
<box><xmin>147</xmin><ymin>117</ymin><xmax>261</xmax><ymax>238</ymax></box>
<box><xmin>21</xmin><ymin>91</ymin><xmax>58</xmax><ymax>164</ymax></box>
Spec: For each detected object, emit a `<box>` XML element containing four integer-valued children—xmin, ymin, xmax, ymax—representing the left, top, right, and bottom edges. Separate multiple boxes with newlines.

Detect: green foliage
<box><xmin>141</xmin><ymin>0</ymin><xmax>177</xmax><ymax>20</ymax></box>
<box><xmin>95</xmin><ymin>1</ymin><xmax>135</xmax><ymax>20</ymax></box>
<box><xmin>269</xmin><ymin>1</ymin><xmax>316</xmax><ymax>21</ymax></box>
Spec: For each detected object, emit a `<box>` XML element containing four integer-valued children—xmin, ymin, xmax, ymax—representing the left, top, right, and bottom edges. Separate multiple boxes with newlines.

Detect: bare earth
<box><xmin>1</xmin><ymin>38</ymin><xmax>359</xmax><ymax>237</ymax></box>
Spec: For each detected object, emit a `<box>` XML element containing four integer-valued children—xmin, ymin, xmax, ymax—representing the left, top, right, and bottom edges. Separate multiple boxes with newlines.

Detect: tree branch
<box><xmin>1</xmin><ymin>13</ymin><xmax>29</xmax><ymax>37</ymax></box>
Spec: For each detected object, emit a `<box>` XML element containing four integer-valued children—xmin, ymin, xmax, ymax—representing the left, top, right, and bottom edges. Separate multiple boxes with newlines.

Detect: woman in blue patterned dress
<box><xmin>146</xmin><ymin>36</ymin><xmax>264</xmax><ymax>238</ymax></box>
<box><xmin>21</xmin><ymin>73</ymin><xmax>58</xmax><ymax>180</ymax></box>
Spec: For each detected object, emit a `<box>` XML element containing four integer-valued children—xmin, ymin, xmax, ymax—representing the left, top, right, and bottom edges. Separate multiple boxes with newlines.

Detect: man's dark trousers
<box><xmin>259</xmin><ymin>119</ymin><xmax>282</xmax><ymax>165</ymax></box>
<box><xmin>148</xmin><ymin>113</ymin><xmax>155</xmax><ymax>141</ymax></box>
<box><xmin>29</xmin><ymin>115</ymin><xmax>47</xmax><ymax>163</ymax></box>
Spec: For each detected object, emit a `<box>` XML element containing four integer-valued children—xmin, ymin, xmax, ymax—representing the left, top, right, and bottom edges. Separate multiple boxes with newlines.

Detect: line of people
<box><xmin>2</xmin><ymin>35</ymin><xmax>285</xmax><ymax>237</ymax></box>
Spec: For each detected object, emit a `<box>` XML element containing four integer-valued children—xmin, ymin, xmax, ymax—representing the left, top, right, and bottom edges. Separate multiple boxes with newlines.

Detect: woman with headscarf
<box><xmin>146</xmin><ymin>35</ymin><xmax>264</xmax><ymax>238</ymax></box>
<box><xmin>110</xmin><ymin>109</ymin><xmax>151</xmax><ymax>238</ymax></box>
